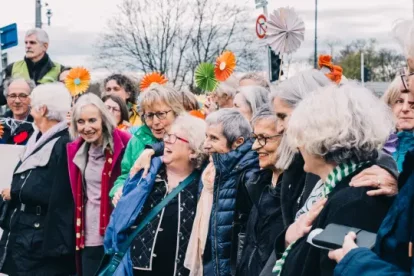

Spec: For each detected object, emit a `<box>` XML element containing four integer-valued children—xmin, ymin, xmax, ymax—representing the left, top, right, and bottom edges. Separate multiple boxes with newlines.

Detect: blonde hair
<box><xmin>140</xmin><ymin>84</ymin><xmax>186</xmax><ymax>116</ymax></box>
<box><xmin>382</xmin><ymin>76</ymin><xmax>402</xmax><ymax>107</ymax></box>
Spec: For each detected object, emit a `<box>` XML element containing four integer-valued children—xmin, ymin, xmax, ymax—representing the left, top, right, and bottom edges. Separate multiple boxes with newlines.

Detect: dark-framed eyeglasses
<box><xmin>398</xmin><ymin>67</ymin><xmax>414</xmax><ymax>93</ymax></box>
<box><xmin>163</xmin><ymin>133</ymin><xmax>189</xmax><ymax>144</ymax></box>
<box><xmin>7</xmin><ymin>94</ymin><xmax>30</xmax><ymax>101</ymax></box>
<box><xmin>105</xmin><ymin>105</ymin><xmax>121</xmax><ymax>113</ymax></box>
<box><xmin>144</xmin><ymin>110</ymin><xmax>172</xmax><ymax>121</ymax></box>
<box><xmin>250</xmin><ymin>132</ymin><xmax>282</xmax><ymax>147</ymax></box>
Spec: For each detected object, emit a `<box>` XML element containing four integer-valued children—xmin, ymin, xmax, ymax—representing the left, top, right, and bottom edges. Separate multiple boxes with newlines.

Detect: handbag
<box><xmin>96</xmin><ymin>170</ymin><xmax>200</xmax><ymax>276</ymax></box>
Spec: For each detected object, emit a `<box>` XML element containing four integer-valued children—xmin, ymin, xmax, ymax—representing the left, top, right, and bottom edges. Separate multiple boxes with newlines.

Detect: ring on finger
<box><xmin>376</xmin><ymin>178</ymin><xmax>381</xmax><ymax>188</ymax></box>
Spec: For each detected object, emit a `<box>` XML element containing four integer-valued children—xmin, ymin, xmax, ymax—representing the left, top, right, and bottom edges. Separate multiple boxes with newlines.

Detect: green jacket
<box><xmin>109</xmin><ymin>125</ymin><xmax>158</xmax><ymax>198</ymax></box>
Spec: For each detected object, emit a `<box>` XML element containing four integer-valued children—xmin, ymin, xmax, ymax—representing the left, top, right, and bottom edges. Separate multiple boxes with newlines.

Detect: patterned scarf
<box><xmin>272</xmin><ymin>161</ymin><xmax>369</xmax><ymax>275</ymax></box>
<box><xmin>75</xmin><ymin>146</ymin><xmax>114</xmax><ymax>250</ymax></box>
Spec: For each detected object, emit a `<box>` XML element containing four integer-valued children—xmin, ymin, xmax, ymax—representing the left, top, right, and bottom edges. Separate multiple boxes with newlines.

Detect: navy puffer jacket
<box><xmin>205</xmin><ymin>140</ymin><xmax>260</xmax><ymax>276</ymax></box>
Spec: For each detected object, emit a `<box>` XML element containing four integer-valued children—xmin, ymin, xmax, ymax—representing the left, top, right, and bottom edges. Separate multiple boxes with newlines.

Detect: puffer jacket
<box><xmin>204</xmin><ymin>140</ymin><xmax>260</xmax><ymax>276</ymax></box>
<box><xmin>109</xmin><ymin>124</ymin><xmax>158</xmax><ymax>198</ymax></box>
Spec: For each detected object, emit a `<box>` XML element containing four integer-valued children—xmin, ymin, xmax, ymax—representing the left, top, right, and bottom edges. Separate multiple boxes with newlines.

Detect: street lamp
<box><xmin>314</xmin><ymin>0</ymin><xmax>318</xmax><ymax>69</ymax></box>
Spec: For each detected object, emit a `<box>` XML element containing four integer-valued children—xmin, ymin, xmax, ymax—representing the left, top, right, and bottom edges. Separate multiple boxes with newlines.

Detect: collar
<box><xmin>24</xmin><ymin>53</ymin><xmax>50</xmax><ymax>68</ymax></box>
<box><xmin>323</xmin><ymin>161</ymin><xmax>370</xmax><ymax>197</ymax></box>
<box><xmin>4</xmin><ymin>110</ymin><xmax>33</xmax><ymax>122</ymax></box>
<box><xmin>212</xmin><ymin>140</ymin><xmax>258</xmax><ymax>174</ymax></box>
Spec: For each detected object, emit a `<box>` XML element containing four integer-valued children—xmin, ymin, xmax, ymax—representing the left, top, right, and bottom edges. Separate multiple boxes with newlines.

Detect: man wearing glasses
<box><xmin>0</xmin><ymin>78</ymin><xmax>35</xmax><ymax>145</ymax></box>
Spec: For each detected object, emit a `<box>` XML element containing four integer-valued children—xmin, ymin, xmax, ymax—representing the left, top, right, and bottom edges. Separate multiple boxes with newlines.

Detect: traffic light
<box><xmin>270</xmin><ymin>49</ymin><xmax>283</xmax><ymax>82</ymax></box>
<box><xmin>363</xmin><ymin>67</ymin><xmax>372</xmax><ymax>82</ymax></box>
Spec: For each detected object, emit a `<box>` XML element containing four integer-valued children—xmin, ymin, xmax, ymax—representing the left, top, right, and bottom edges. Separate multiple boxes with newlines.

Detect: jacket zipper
<box><xmin>19</xmin><ymin>170</ymin><xmax>33</xmax><ymax>203</ymax></box>
<box><xmin>247</xmin><ymin>246</ymin><xmax>257</xmax><ymax>270</ymax></box>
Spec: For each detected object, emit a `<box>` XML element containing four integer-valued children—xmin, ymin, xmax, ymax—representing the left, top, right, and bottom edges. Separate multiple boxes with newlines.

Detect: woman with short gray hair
<box><xmin>271</xmin><ymin>84</ymin><xmax>395</xmax><ymax>276</ymax></box>
<box><xmin>0</xmin><ymin>83</ymin><xmax>76</xmax><ymax>275</ymax></box>
<box><xmin>67</xmin><ymin>93</ymin><xmax>132</xmax><ymax>275</ymax></box>
<box><xmin>233</xmin><ymin>85</ymin><xmax>269</xmax><ymax>121</ymax></box>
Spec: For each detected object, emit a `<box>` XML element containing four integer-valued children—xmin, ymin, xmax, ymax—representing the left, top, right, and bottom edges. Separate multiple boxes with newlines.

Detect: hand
<box><xmin>1</xmin><ymin>189</ymin><xmax>11</xmax><ymax>201</ymax></box>
<box><xmin>130</xmin><ymin>149</ymin><xmax>155</xmax><ymax>178</ymax></box>
<box><xmin>328</xmin><ymin>232</ymin><xmax>358</xmax><ymax>263</ymax></box>
<box><xmin>285</xmin><ymin>198</ymin><xmax>327</xmax><ymax>246</ymax></box>
<box><xmin>350</xmin><ymin>165</ymin><xmax>398</xmax><ymax>196</ymax></box>
<box><xmin>112</xmin><ymin>187</ymin><xmax>123</xmax><ymax>207</ymax></box>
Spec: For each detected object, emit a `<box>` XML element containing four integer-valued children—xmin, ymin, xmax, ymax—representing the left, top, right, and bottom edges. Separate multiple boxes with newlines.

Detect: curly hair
<box><xmin>102</xmin><ymin>74</ymin><xmax>139</xmax><ymax>104</ymax></box>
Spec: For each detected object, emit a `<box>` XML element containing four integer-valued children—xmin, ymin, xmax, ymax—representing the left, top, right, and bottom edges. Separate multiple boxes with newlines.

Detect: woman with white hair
<box><xmin>0</xmin><ymin>83</ymin><xmax>76</xmax><ymax>275</ymax></box>
<box><xmin>104</xmin><ymin>114</ymin><xmax>207</xmax><ymax>276</ymax></box>
<box><xmin>67</xmin><ymin>93</ymin><xmax>132</xmax><ymax>275</ymax></box>
<box><xmin>271</xmin><ymin>83</ymin><xmax>395</xmax><ymax>276</ymax></box>
<box><xmin>233</xmin><ymin>85</ymin><xmax>269</xmax><ymax>121</ymax></box>
<box><xmin>209</xmin><ymin>75</ymin><xmax>239</xmax><ymax>110</ymax></box>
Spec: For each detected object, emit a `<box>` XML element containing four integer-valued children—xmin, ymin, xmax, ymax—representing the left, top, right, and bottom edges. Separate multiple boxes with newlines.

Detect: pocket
<box><xmin>14</xmin><ymin>214</ymin><xmax>45</xmax><ymax>254</ymax></box>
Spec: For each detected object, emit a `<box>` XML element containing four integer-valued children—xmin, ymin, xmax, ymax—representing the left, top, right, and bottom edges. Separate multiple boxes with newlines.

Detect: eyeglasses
<box><xmin>163</xmin><ymin>133</ymin><xmax>189</xmax><ymax>144</ymax></box>
<box><xmin>250</xmin><ymin>132</ymin><xmax>282</xmax><ymax>147</ymax></box>
<box><xmin>398</xmin><ymin>67</ymin><xmax>414</xmax><ymax>93</ymax></box>
<box><xmin>105</xmin><ymin>105</ymin><xmax>121</xmax><ymax>113</ymax></box>
<box><xmin>144</xmin><ymin>110</ymin><xmax>172</xmax><ymax>121</ymax></box>
<box><xmin>7</xmin><ymin>94</ymin><xmax>30</xmax><ymax>101</ymax></box>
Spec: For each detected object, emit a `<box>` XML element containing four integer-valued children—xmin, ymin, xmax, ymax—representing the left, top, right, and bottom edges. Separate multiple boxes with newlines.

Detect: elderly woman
<box><xmin>0</xmin><ymin>83</ymin><xmax>75</xmax><ymax>275</ymax></box>
<box><xmin>271</xmin><ymin>83</ymin><xmax>395</xmax><ymax>276</ymax></box>
<box><xmin>104</xmin><ymin>114</ymin><xmax>207</xmax><ymax>276</ymax></box>
<box><xmin>233</xmin><ymin>85</ymin><xmax>269</xmax><ymax>121</ymax></box>
<box><xmin>110</xmin><ymin>84</ymin><xmax>186</xmax><ymax>205</ymax></box>
<box><xmin>210</xmin><ymin>75</ymin><xmax>239</xmax><ymax>109</ymax></box>
<box><xmin>236</xmin><ymin>105</ymin><xmax>285</xmax><ymax>276</ymax></box>
<box><xmin>239</xmin><ymin>73</ymin><xmax>270</xmax><ymax>91</ymax></box>
<box><xmin>102</xmin><ymin>94</ymin><xmax>131</xmax><ymax>132</ymax></box>
<box><xmin>103</xmin><ymin>74</ymin><xmax>141</xmax><ymax>126</ymax></box>
<box><xmin>1</xmin><ymin>78</ymin><xmax>36</xmax><ymax>145</ymax></box>
<box><xmin>382</xmin><ymin>76</ymin><xmax>414</xmax><ymax>171</ymax></box>
<box><xmin>67</xmin><ymin>93</ymin><xmax>131</xmax><ymax>275</ymax></box>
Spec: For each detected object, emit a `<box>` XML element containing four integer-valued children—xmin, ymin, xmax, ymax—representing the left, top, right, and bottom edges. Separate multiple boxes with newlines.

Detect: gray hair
<box><xmin>269</xmin><ymin>69</ymin><xmax>332</xmax><ymax>110</ymax></box>
<box><xmin>286</xmin><ymin>83</ymin><xmax>395</xmax><ymax>164</ymax></box>
<box><xmin>30</xmin><ymin>83</ymin><xmax>72</xmax><ymax>122</ymax></box>
<box><xmin>381</xmin><ymin>76</ymin><xmax>402</xmax><ymax>107</ymax></box>
<box><xmin>25</xmin><ymin>28</ymin><xmax>49</xmax><ymax>44</ymax></box>
<box><xmin>171</xmin><ymin>114</ymin><xmax>208</xmax><ymax>169</ymax></box>
<box><xmin>240</xmin><ymin>72</ymin><xmax>270</xmax><ymax>90</ymax></box>
<box><xmin>70</xmin><ymin>93</ymin><xmax>116</xmax><ymax>141</ymax></box>
<box><xmin>236</xmin><ymin>85</ymin><xmax>269</xmax><ymax>119</ymax></box>
<box><xmin>214</xmin><ymin>75</ymin><xmax>239</xmax><ymax>99</ymax></box>
<box><xmin>206</xmin><ymin>108</ymin><xmax>252</xmax><ymax>148</ymax></box>
<box><xmin>3</xmin><ymin>78</ymin><xmax>36</xmax><ymax>97</ymax></box>
<box><xmin>251</xmin><ymin>104</ymin><xmax>277</xmax><ymax>126</ymax></box>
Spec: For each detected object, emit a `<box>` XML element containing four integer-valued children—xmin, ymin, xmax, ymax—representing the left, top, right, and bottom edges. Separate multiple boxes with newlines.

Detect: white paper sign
<box><xmin>0</xmin><ymin>145</ymin><xmax>25</xmax><ymax>190</ymax></box>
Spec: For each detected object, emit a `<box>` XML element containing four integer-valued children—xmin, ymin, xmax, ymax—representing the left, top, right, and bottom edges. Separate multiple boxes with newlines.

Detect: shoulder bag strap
<box><xmin>102</xmin><ymin>170</ymin><xmax>200</xmax><ymax>275</ymax></box>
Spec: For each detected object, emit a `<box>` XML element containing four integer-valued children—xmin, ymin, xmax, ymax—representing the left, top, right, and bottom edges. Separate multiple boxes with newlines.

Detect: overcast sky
<box><xmin>0</xmin><ymin>0</ymin><xmax>413</xmax><ymax>75</ymax></box>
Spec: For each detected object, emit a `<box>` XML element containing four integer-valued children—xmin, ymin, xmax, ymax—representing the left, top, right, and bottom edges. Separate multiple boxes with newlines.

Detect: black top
<box><xmin>0</xmin><ymin>110</ymin><xmax>34</xmax><ymax>145</ymax></box>
<box><xmin>274</xmin><ymin>165</ymin><xmax>394</xmax><ymax>276</ymax></box>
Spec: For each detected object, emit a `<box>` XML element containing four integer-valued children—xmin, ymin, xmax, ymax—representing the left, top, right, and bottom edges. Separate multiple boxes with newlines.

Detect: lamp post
<box><xmin>35</xmin><ymin>0</ymin><xmax>42</xmax><ymax>28</ymax></box>
<box><xmin>314</xmin><ymin>0</ymin><xmax>318</xmax><ymax>69</ymax></box>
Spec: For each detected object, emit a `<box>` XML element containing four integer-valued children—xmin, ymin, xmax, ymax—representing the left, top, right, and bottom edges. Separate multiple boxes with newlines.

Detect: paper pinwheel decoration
<box><xmin>65</xmin><ymin>67</ymin><xmax>91</xmax><ymax>97</ymax></box>
<box><xmin>140</xmin><ymin>72</ymin><xmax>168</xmax><ymax>91</ymax></box>
<box><xmin>214</xmin><ymin>51</ymin><xmax>237</xmax><ymax>82</ymax></box>
<box><xmin>195</xmin><ymin>63</ymin><xmax>218</xmax><ymax>92</ymax></box>
<box><xmin>266</xmin><ymin>7</ymin><xmax>305</xmax><ymax>54</ymax></box>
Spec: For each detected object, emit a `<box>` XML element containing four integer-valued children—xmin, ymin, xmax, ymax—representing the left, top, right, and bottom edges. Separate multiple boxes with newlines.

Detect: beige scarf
<box><xmin>184</xmin><ymin>161</ymin><xmax>215</xmax><ymax>276</ymax></box>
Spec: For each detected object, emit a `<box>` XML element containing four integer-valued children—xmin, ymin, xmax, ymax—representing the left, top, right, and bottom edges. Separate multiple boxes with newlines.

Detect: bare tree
<box><xmin>96</xmin><ymin>0</ymin><xmax>262</xmax><ymax>90</ymax></box>
<box><xmin>324</xmin><ymin>38</ymin><xmax>341</xmax><ymax>60</ymax></box>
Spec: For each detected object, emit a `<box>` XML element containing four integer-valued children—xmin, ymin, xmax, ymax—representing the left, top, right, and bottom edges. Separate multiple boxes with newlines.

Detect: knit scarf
<box><xmin>75</xmin><ymin>146</ymin><xmax>114</xmax><ymax>251</ymax></box>
<box><xmin>272</xmin><ymin>161</ymin><xmax>369</xmax><ymax>275</ymax></box>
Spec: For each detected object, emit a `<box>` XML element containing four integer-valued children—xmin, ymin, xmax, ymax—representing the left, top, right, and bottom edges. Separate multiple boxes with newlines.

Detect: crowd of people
<box><xmin>1</xmin><ymin>19</ymin><xmax>414</xmax><ymax>276</ymax></box>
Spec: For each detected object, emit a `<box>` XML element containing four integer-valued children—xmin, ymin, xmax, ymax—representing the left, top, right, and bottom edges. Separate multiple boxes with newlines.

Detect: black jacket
<box><xmin>273</xmin><ymin>164</ymin><xmax>393</xmax><ymax>276</ymax></box>
<box><xmin>0</xmin><ymin>111</ymin><xmax>34</xmax><ymax>145</ymax></box>
<box><xmin>236</xmin><ymin>169</ymin><xmax>284</xmax><ymax>276</ymax></box>
<box><xmin>0</xmin><ymin>54</ymin><xmax>65</xmax><ymax>105</ymax></box>
<box><xmin>0</xmin><ymin>129</ymin><xmax>76</xmax><ymax>275</ymax></box>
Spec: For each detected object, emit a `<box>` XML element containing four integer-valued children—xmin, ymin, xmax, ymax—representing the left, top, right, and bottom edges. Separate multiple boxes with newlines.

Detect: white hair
<box><xmin>392</xmin><ymin>19</ymin><xmax>414</xmax><ymax>58</ymax></box>
<box><xmin>30</xmin><ymin>83</ymin><xmax>72</xmax><ymax>122</ymax></box>
<box><xmin>70</xmin><ymin>93</ymin><xmax>116</xmax><ymax>141</ymax></box>
<box><xmin>172</xmin><ymin>114</ymin><xmax>208</xmax><ymax>169</ymax></box>
<box><xmin>240</xmin><ymin>72</ymin><xmax>270</xmax><ymax>90</ymax></box>
<box><xmin>206</xmin><ymin>108</ymin><xmax>252</xmax><ymax>148</ymax></box>
<box><xmin>4</xmin><ymin>78</ymin><xmax>36</xmax><ymax>97</ymax></box>
<box><xmin>25</xmin><ymin>28</ymin><xmax>49</xmax><ymax>44</ymax></box>
<box><xmin>286</xmin><ymin>83</ymin><xmax>395</xmax><ymax>164</ymax></box>
<box><xmin>269</xmin><ymin>69</ymin><xmax>332</xmax><ymax>109</ymax></box>
<box><xmin>214</xmin><ymin>75</ymin><xmax>239</xmax><ymax>99</ymax></box>
<box><xmin>251</xmin><ymin>104</ymin><xmax>277</xmax><ymax>126</ymax></box>
<box><xmin>236</xmin><ymin>85</ymin><xmax>269</xmax><ymax>119</ymax></box>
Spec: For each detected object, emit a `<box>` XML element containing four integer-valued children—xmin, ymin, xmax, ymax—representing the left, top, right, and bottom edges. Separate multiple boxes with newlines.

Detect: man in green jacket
<box><xmin>0</xmin><ymin>28</ymin><xmax>65</xmax><ymax>105</ymax></box>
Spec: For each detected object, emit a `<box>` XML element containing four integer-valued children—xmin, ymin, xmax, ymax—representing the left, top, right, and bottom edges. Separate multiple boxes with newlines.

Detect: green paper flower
<box><xmin>195</xmin><ymin>63</ymin><xmax>218</xmax><ymax>92</ymax></box>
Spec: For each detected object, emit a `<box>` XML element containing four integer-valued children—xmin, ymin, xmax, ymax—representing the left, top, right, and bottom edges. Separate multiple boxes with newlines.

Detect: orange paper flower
<box><xmin>65</xmin><ymin>67</ymin><xmax>91</xmax><ymax>97</ymax></box>
<box><xmin>214</xmin><ymin>51</ymin><xmax>236</xmax><ymax>82</ymax></box>
<box><xmin>318</xmin><ymin>55</ymin><xmax>333</xmax><ymax>70</ymax></box>
<box><xmin>318</xmin><ymin>55</ymin><xmax>343</xmax><ymax>83</ymax></box>
<box><xmin>140</xmin><ymin>72</ymin><xmax>168</xmax><ymax>91</ymax></box>
<box><xmin>0</xmin><ymin>122</ymin><xmax>4</xmax><ymax>139</ymax></box>
<box><xmin>189</xmin><ymin>110</ymin><xmax>206</xmax><ymax>120</ymax></box>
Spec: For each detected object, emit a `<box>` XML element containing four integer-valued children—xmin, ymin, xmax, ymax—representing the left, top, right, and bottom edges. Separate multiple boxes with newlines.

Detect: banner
<box><xmin>0</xmin><ymin>145</ymin><xmax>24</xmax><ymax>190</ymax></box>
